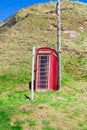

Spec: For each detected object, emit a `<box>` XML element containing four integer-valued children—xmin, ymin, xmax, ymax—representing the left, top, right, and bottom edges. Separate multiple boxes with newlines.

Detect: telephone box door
<box><xmin>36</xmin><ymin>55</ymin><xmax>50</xmax><ymax>90</ymax></box>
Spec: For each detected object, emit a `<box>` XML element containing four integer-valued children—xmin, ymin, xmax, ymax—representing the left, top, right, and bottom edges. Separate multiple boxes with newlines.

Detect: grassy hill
<box><xmin>0</xmin><ymin>1</ymin><xmax>87</xmax><ymax>130</ymax></box>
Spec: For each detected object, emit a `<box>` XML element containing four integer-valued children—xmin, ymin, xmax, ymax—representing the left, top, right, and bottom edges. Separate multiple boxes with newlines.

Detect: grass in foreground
<box><xmin>0</xmin><ymin>80</ymin><xmax>87</xmax><ymax>130</ymax></box>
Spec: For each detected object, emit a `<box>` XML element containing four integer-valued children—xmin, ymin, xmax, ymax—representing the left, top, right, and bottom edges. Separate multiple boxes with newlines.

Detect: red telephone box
<box><xmin>35</xmin><ymin>47</ymin><xmax>59</xmax><ymax>91</ymax></box>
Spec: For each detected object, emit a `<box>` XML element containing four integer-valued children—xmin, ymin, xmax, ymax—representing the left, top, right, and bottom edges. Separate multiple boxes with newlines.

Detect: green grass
<box><xmin>0</xmin><ymin>66</ymin><xmax>31</xmax><ymax>95</ymax></box>
<box><xmin>0</xmin><ymin>82</ymin><xmax>87</xmax><ymax>129</ymax></box>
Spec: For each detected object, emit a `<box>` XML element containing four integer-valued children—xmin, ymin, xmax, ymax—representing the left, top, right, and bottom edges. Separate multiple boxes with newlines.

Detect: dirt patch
<box><xmin>16</xmin><ymin>84</ymin><xmax>29</xmax><ymax>91</ymax></box>
<box><xmin>63</xmin><ymin>30</ymin><xmax>80</xmax><ymax>39</ymax></box>
<box><xmin>11</xmin><ymin>114</ymin><xmax>29</xmax><ymax>126</ymax></box>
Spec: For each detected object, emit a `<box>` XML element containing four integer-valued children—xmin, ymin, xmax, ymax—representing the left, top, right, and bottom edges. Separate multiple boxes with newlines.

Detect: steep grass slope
<box><xmin>0</xmin><ymin>1</ymin><xmax>87</xmax><ymax>130</ymax></box>
<box><xmin>0</xmin><ymin>1</ymin><xmax>87</xmax><ymax>81</ymax></box>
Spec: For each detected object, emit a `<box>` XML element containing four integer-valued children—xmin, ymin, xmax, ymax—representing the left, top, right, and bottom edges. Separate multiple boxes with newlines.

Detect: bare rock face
<box><xmin>63</xmin><ymin>30</ymin><xmax>80</xmax><ymax>39</ymax></box>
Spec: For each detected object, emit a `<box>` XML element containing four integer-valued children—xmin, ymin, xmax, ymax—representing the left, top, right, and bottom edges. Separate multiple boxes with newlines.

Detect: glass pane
<box><xmin>37</xmin><ymin>55</ymin><xmax>49</xmax><ymax>89</ymax></box>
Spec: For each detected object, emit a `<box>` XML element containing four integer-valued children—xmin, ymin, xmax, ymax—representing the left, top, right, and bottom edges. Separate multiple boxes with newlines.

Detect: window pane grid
<box><xmin>37</xmin><ymin>55</ymin><xmax>49</xmax><ymax>89</ymax></box>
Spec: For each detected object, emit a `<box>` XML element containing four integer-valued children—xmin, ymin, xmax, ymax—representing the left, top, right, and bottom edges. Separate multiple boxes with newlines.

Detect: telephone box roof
<box><xmin>36</xmin><ymin>47</ymin><xmax>58</xmax><ymax>55</ymax></box>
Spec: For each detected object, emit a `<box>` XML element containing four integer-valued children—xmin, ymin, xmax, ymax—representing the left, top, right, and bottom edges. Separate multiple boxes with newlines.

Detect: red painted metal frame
<box><xmin>35</xmin><ymin>47</ymin><xmax>59</xmax><ymax>91</ymax></box>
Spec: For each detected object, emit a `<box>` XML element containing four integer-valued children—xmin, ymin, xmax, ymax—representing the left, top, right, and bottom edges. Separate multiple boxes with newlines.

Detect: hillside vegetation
<box><xmin>0</xmin><ymin>1</ymin><xmax>87</xmax><ymax>130</ymax></box>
